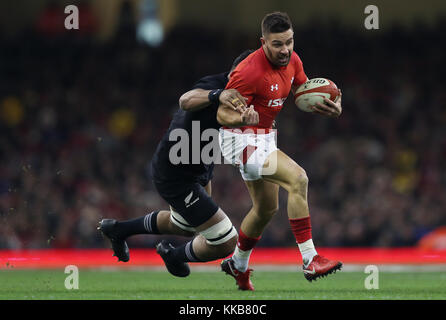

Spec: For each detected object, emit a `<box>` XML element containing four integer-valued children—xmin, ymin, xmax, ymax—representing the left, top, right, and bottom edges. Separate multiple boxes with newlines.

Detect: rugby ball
<box><xmin>295</xmin><ymin>78</ymin><xmax>340</xmax><ymax>112</ymax></box>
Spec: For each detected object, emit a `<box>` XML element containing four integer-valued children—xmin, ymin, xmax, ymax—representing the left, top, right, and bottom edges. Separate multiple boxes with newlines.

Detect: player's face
<box><xmin>261</xmin><ymin>29</ymin><xmax>294</xmax><ymax>67</ymax></box>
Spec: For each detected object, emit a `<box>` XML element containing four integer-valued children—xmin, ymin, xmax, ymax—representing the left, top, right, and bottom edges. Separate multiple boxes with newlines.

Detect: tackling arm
<box><xmin>179</xmin><ymin>88</ymin><xmax>247</xmax><ymax>112</ymax></box>
<box><xmin>179</xmin><ymin>89</ymin><xmax>213</xmax><ymax>112</ymax></box>
<box><xmin>217</xmin><ymin>104</ymin><xmax>258</xmax><ymax>127</ymax></box>
<box><xmin>217</xmin><ymin>104</ymin><xmax>242</xmax><ymax>127</ymax></box>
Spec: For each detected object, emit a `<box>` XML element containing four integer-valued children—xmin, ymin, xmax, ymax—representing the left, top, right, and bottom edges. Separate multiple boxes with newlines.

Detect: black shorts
<box><xmin>153</xmin><ymin>179</ymin><xmax>219</xmax><ymax>228</ymax></box>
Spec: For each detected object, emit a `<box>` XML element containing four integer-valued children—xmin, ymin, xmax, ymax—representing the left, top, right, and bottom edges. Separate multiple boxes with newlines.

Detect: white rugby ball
<box><xmin>295</xmin><ymin>78</ymin><xmax>340</xmax><ymax>112</ymax></box>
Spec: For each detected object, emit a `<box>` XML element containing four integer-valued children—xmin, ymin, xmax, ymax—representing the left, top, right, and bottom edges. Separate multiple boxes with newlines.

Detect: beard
<box><xmin>266</xmin><ymin>46</ymin><xmax>291</xmax><ymax>67</ymax></box>
<box><xmin>276</xmin><ymin>53</ymin><xmax>291</xmax><ymax>66</ymax></box>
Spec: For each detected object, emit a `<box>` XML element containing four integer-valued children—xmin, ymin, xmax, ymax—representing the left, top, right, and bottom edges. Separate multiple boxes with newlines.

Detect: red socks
<box><xmin>289</xmin><ymin>216</ymin><xmax>312</xmax><ymax>244</ymax></box>
<box><xmin>237</xmin><ymin>229</ymin><xmax>261</xmax><ymax>251</ymax></box>
<box><xmin>232</xmin><ymin>229</ymin><xmax>261</xmax><ymax>272</ymax></box>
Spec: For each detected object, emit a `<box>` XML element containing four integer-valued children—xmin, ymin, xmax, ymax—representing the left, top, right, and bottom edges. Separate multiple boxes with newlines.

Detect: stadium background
<box><xmin>0</xmin><ymin>0</ymin><xmax>445</xmax><ymax>267</ymax></box>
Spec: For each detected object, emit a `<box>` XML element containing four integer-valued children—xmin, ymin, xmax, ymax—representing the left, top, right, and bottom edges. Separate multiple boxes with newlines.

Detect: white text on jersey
<box><xmin>267</xmin><ymin>97</ymin><xmax>287</xmax><ymax>107</ymax></box>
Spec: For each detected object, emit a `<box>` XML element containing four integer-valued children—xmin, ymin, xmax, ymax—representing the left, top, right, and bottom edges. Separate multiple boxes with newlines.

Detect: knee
<box><xmin>253</xmin><ymin>205</ymin><xmax>279</xmax><ymax>222</ymax></box>
<box><xmin>200</xmin><ymin>216</ymin><xmax>238</xmax><ymax>258</ymax></box>
<box><xmin>218</xmin><ymin>234</ymin><xmax>238</xmax><ymax>257</ymax></box>
<box><xmin>205</xmin><ymin>234</ymin><xmax>237</xmax><ymax>259</ymax></box>
<box><xmin>163</xmin><ymin>211</ymin><xmax>196</xmax><ymax>237</ymax></box>
<box><xmin>288</xmin><ymin>168</ymin><xmax>309</xmax><ymax>194</ymax></box>
<box><xmin>265</xmin><ymin>206</ymin><xmax>279</xmax><ymax>216</ymax></box>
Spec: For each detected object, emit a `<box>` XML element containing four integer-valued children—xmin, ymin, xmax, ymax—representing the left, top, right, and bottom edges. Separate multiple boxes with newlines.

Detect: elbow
<box><xmin>217</xmin><ymin>107</ymin><xmax>243</xmax><ymax>127</ymax></box>
<box><xmin>179</xmin><ymin>95</ymin><xmax>190</xmax><ymax>111</ymax></box>
<box><xmin>216</xmin><ymin>113</ymin><xmax>226</xmax><ymax>126</ymax></box>
<box><xmin>217</xmin><ymin>113</ymin><xmax>240</xmax><ymax>128</ymax></box>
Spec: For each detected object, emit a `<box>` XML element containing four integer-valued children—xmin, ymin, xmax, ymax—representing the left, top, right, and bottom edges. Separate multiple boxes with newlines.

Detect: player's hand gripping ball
<box><xmin>295</xmin><ymin>78</ymin><xmax>340</xmax><ymax>112</ymax></box>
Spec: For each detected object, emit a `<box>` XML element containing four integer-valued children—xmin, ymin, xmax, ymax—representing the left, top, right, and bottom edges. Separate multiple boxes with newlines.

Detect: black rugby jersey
<box><xmin>151</xmin><ymin>72</ymin><xmax>228</xmax><ymax>185</ymax></box>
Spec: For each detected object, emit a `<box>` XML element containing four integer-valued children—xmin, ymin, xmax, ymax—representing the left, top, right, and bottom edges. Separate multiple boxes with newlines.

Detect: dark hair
<box><xmin>261</xmin><ymin>12</ymin><xmax>292</xmax><ymax>35</ymax></box>
<box><xmin>231</xmin><ymin>49</ymin><xmax>255</xmax><ymax>71</ymax></box>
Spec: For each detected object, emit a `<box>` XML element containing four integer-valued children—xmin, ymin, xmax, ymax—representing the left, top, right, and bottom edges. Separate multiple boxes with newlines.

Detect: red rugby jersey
<box><xmin>225</xmin><ymin>47</ymin><xmax>307</xmax><ymax>131</ymax></box>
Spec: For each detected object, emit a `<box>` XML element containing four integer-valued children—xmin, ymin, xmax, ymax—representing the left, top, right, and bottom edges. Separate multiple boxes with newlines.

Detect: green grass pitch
<box><xmin>0</xmin><ymin>269</ymin><xmax>445</xmax><ymax>300</ymax></box>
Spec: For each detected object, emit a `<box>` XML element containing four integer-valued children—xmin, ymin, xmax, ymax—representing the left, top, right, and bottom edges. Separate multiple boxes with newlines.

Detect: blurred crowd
<box><xmin>1</xmin><ymin>3</ymin><xmax>445</xmax><ymax>249</ymax></box>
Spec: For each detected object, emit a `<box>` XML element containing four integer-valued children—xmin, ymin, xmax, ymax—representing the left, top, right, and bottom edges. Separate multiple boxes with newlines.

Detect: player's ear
<box><xmin>260</xmin><ymin>36</ymin><xmax>266</xmax><ymax>46</ymax></box>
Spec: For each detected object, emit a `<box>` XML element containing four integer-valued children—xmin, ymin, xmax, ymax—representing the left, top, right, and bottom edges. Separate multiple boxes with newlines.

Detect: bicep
<box><xmin>292</xmin><ymin>54</ymin><xmax>309</xmax><ymax>89</ymax></box>
<box><xmin>180</xmin><ymin>75</ymin><xmax>225</xmax><ymax>111</ymax></box>
<box><xmin>179</xmin><ymin>88</ymin><xmax>211</xmax><ymax>111</ymax></box>
<box><xmin>180</xmin><ymin>88</ymin><xmax>206</xmax><ymax>101</ymax></box>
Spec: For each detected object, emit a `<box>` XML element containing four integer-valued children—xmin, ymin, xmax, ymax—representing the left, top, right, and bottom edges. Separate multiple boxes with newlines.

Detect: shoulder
<box><xmin>192</xmin><ymin>72</ymin><xmax>228</xmax><ymax>90</ymax></box>
<box><xmin>198</xmin><ymin>72</ymin><xmax>228</xmax><ymax>83</ymax></box>
<box><xmin>291</xmin><ymin>51</ymin><xmax>304</xmax><ymax>68</ymax></box>
<box><xmin>229</xmin><ymin>49</ymin><xmax>267</xmax><ymax>85</ymax></box>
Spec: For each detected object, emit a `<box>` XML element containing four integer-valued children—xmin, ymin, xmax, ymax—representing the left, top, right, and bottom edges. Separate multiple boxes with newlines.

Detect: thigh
<box><xmin>219</xmin><ymin>129</ymin><xmax>278</xmax><ymax>181</ymax></box>
<box><xmin>203</xmin><ymin>181</ymin><xmax>212</xmax><ymax>196</ymax></box>
<box><xmin>261</xmin><ymin>149</ymin><xmax>307</xmax><ymax>191</ymax></box>
<box><xmin>156</xmin><ymin>181</ymin><xmax>219</xmax><ymax>227</ymax></box>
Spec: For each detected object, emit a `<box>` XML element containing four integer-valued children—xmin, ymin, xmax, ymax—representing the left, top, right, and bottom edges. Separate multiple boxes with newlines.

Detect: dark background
<box><xmin>1</xmin><ymin>0</ymin><xmax>445</xmax><ymax>250</ymax></box>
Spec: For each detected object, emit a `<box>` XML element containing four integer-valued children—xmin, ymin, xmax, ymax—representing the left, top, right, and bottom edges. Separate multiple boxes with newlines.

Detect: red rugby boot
<box><xmin>221</xmin><ymin>258</ymin><xmax>254</xmax><ymax>291</ymax></box>
<box><xmin>303</xmin><ymin>255</ymin><xmax>342</xmax><ymax>282</ymax></box>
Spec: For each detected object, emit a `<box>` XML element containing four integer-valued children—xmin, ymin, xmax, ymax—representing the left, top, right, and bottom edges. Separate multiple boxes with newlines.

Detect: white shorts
<box><xmin>218</xmin><ymin>128</ymin><xmax>278</xmax><ymax>181</ymax></box>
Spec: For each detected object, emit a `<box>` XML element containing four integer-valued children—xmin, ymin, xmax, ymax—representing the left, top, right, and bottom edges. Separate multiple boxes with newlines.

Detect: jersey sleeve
<box><xmin>292</xmin><ymin>53</ymin><xmax>308</xmax><ymax>87</ymax></box>
<box><xmin>224</xmin><ymin>66</ymin><xmax>257</xmax><ymax>106</ymax></box>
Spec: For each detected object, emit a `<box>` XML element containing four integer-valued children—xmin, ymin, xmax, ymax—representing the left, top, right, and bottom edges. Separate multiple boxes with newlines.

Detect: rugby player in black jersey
<box><xmin>98</xmin><ymin>50</ymin><xmax>258</xmax><ymax>277</ymax></box>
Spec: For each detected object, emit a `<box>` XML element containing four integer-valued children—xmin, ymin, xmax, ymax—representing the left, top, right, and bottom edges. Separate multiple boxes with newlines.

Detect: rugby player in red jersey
<box><xmin>218</xmin><ymin>12</ymin><xmax>343</xmax><ymax>290</ymax></box>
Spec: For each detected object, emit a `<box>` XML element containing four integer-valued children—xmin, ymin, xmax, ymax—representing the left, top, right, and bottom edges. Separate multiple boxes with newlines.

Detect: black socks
<box><xmin>171</xmin><ymin>240</ymin><xmax>202</xmax><ymax>263</ymax></box>
<box><xmin>115</xmin><ymin>211</ymin><xmax>160</xmax><ymax>239</ymax></box>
